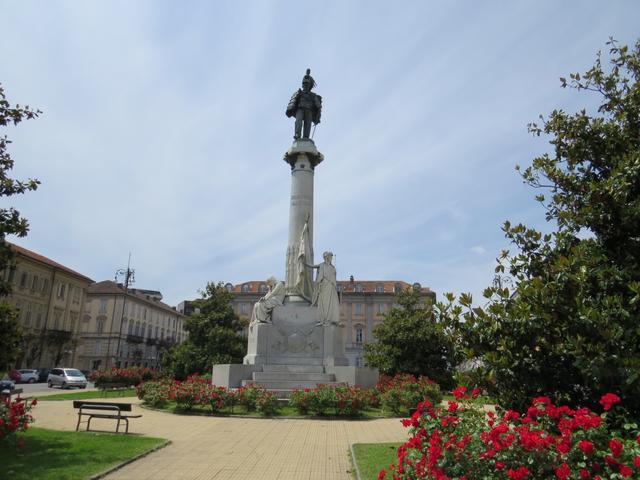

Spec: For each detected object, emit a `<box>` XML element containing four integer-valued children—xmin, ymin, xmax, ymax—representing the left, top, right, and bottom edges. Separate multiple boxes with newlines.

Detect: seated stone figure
<box><xmin>250</xmin><ymin>277</ymin><xmax>285</xmax><ymax>325</ymax></box>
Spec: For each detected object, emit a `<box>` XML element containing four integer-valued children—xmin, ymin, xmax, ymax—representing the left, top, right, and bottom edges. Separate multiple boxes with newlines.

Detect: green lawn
<box><xmin>38</xmin><ymin>388</ymin><xmax>137</xmax><ymax>401</ymax></box>
<box><xmin>352</xmin><ymin>442</ymin><xmax>401</xmax><ymax>480</ymax></box>
<box><xmin>156</xmin><ymin>401</ymin><xmax>407</xmax><ymax>419</ymax></box>
<box><xmin>1</xmin><ymin>427</ymin><xmax>168</xmax><ymax>480</ymax></box>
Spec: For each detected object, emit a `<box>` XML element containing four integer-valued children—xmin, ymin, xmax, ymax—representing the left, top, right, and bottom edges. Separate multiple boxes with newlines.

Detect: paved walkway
<box><xmin>32</xmin><ymin>399</ymin><xmax>407</xmax><ymax>480</ymax></box>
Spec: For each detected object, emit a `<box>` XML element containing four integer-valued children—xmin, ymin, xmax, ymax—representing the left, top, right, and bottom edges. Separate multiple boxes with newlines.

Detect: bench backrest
<box><xmin>73</xmin><ymin>400</ymin><xmax>133</xmax><ymax>411</ymax></box>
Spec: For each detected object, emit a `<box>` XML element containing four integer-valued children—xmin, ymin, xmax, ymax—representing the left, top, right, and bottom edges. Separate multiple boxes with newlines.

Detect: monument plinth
<box><xmin>212</xmin><ymin>69</ymin><xmax>377</xmax><ymax>393</ymax></box>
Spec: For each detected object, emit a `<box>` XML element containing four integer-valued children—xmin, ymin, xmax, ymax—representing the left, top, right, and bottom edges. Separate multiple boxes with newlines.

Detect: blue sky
<box><xmin>1</xmin><ymin>1</ymin><xmax>638</xmax><ymax>306</ymax></box>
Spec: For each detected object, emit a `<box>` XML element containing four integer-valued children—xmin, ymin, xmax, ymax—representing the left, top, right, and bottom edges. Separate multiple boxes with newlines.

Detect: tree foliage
<box><xmin>0</xmin><ymin>83</ymin><xmax>40</xmax><ymax>370</ymax></box>
<box><xmin>163</xmin><ymin>282</ymin><xmax>246</xmax><ymax>379</ymax></box>
<box><xmin>364</xmin><ymin>288</ymin><xmax>456</xmax><ymax>389</ymax></box>
<box><xmin>449</xmin><ymin>39</ymin><xmax>640</xmax><ymax>416</ymax></box>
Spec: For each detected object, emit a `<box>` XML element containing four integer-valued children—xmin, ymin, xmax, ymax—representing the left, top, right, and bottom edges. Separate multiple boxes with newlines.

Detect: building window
<box><xmin>354</xmin><ymin>303</ymin><xmax>363</xmax><ymax>316</ymax></box>
<box><xmin>225</xmin><ymin>283</ymin><xmax>233</xmax><ymax>292</ymax></box>
<box><xmin>35</xmin><ymin>306</ymin><xmax>43</xmax><ymax>328</ymax></box>
<box><xmin>7</xmin><ymin>268</ymin><xmax>15</xmax><ymax>284</ymax></box>
<box><xmin>19</xmin><ymin>272</ymin><xmax>28</xmax><ymax>288</ymax></box>
<box><xmin>259</xmin><ymin>284</ymin><xmax>268</xmax><ymax>293</ymax></box>
<box><xmin>73</xmin><ymin>287</ymin><xmax>81</xmax><ymax>304</ymax></box>
<box><xmin>355</xmin><ymin>284</ymin><xmax>364</xmax><ymax>293</ymax></box>
<box><xmin>53</xmin><ymin>308</ymin><xmax>63</xmax><ymax>329</ymax></box>
<box><xmin>58</xmin><ymin>282</ymin><xmax>66</xmax><ymax>299</ymax></box>
<box><xmin>377</xmin><ymin>303</ymin><xmax>386</xmax><ymax>315</ymax></box>
<box><xmin>42</xmin><ymin>278</ymin><xmax>49</xmax><ymax>295</ymax></box>
<box><xmin>240</xmin><ymin>303</ymin><xmax>249</xmax><ymax>315</ymax></box>
<box><xmin>96</xmin><ymin>318</ymin><xmax>105</xmax><ymax>333</ymax></box>
<box><xmin>356</xmin><ymin>357</ymin><xmax>364</xmax><ymax>367</ymax></box>
<box><xmin>31</xmin><ymin>275</ymin><xmax>38</xmax><ymax>291</ymax></box>
<box><xmin>94</xmin><ymin>340</ymin><xmax>102</xmax><ymax>355</ymax></box>
<box><xmin>375</xmin><ymin>284</ymin><xmax>384</xmax><ymax>293</ymax></box>
<box><xmin>355</xmin><ymin>326</ymin><xmax>364</xmax><ymax>344</ymax></box>
<box><xmin>69</xmin><ymin>312</ymin><xmax>78</xmax><ymax>332</ymax></box>
<box><xmin>394</xmin><ymin>283</ymin><xmax>403</xmax><ymax>293</ymax></box>
<box><xmin>241</xmin><ymin>284</ymin><xmax>250</xmax><ymax>293</ymax></box>
<box><xmin>24</xmin><ymin>303</ymin><xmax>32</xmax><ymax>326</ymax></box>
<box><xmin>143</xmin><ymin>308</ymin><xmax>147</xmax><ymax>320</ymax></box>
<box><xmin>99</xmin><ymin>299</ymin><xmax>108</xmax><ymax>314</ymax></box>
<box><xmin>128</xmin><ymin>321</ymin><xmax>133</xmax><ymax>334</ymax></box>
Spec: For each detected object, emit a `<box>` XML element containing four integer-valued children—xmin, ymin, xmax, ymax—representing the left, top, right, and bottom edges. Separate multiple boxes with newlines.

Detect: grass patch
<box><xmin>352</xmin><ymin>442</ymin><xmax>401</xmax><ymax>480</ymax></box>
<box><xmin>0</xmin><ymin>427</ymin><xmax>167</xmax><ymax>480</ymax></box>
<box><xmin>151</xmin><ymin>401</ymin><xmax>406</xmax><ymax>419</ymax></box>
<box><xmin>38</xmin><ymin>388</ymin><xmax>137</xmax><ymax>401</ymax></box>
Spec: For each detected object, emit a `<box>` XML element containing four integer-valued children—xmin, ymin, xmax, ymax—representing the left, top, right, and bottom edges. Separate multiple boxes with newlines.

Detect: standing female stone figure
<box><xmin>309</xmin><ymin>251</ymin><xmax>340</xmax><ymax>326</ymax></box>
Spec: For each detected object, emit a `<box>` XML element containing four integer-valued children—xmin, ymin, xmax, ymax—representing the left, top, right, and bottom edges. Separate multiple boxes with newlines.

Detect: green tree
<box><xmin>0</xmin><ymin>83</ymin><xmax>40</xmax><ymax>371</ymax></box>
<box><xmin>164</xmin><ymin>282</ymin><xmax>246</xmax><ymax>379</ymax></box>
<box><xmin>364</xmin><ymin>288</ymin><xmax>456</xmax><ymax>388</ymax></box>
<box><xmin>449</xmin><ymin>39</ymin><xmax>640</xmax><ymax>416</ymax></box>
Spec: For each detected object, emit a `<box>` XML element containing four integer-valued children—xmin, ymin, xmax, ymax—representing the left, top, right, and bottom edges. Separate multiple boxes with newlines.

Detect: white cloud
<box><xmin>1</xmin><ymin>0</ymin><xmax>638</xmax><ymax>306</ymax></box>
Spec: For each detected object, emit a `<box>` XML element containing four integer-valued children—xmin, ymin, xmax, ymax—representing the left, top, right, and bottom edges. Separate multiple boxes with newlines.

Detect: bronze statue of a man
<box><xmin>286</xmin><ymin>69</ymin><xmax>322</xmax><ymax>140</ymax></box>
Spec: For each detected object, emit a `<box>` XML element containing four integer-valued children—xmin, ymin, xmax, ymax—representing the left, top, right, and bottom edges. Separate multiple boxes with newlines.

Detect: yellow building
<box><xmin>80</xmin><ymin>281</ymin><xmax>188</xmax><ymax>370</ymax></box>
<box><xmin>2</xmin><ymin>243</ymin><xmax>93</xmax><ymax>369</ymax></box>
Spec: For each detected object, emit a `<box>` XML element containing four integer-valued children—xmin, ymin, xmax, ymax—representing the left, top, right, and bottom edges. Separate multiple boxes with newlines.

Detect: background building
<box><xmin>1</xmin><ymin>244</ymin><xmax>93</xmax><ymax>369</ymax></box>
<box><xmin>79</xmin><ymin>281</ymin><xmax>188</xmax><ymax>370</ymax></box>
<box><xmin>227</xmin><ymin>279</ymin><xmax>435</xmax><ymax>366</ymax></box>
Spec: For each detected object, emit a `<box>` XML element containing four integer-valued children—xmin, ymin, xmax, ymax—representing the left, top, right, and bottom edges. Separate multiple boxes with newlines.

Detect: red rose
<box><xmin>556</xmin><ymin>463</ymin><xmax>571</xmax><ymax>480</ymax></box>
<box><xmin>599</xmin><ymin>393</ymin><xmax>621</xmax><ymax>411</ymax></box>
<box><xmin>579</xmin><ymin>440</ymin><xmax>595</xmax><ymax>455</ymax></box>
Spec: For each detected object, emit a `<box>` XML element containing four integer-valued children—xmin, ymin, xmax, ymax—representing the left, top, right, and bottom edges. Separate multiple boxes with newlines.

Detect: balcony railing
<box><xmin>126</xmin><ymin>334</ymin><xmax>144</xmax><ymax>344</ymax></box>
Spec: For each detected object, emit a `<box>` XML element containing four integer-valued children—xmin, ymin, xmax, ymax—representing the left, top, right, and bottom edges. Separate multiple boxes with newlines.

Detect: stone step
<box><xmin>261</xmin><ymin>364</ymin><xmax>325</xmax><ymax>374</ymax></box>
<box><xmin>242</xmin><ymin>379</ymin><xmax>344</xmax><ymax>390</ymax></box>
<box><xmin>253</xmin><ymin>372</ymin><xmax>334</xmax><ymax>382</ymax></box>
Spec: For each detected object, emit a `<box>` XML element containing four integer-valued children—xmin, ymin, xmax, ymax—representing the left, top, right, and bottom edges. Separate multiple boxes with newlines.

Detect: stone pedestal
<box><xmin>243</xmin><ymin>303</ymin><xmax>349</xmax><ymax>367</ymax></box>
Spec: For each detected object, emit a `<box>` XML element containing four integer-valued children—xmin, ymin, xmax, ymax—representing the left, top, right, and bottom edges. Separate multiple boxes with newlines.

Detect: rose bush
<box><xmin>379</xmin><ymin>389</ymin><xmax>640</xmax><ymax>479</ymax></box>
<box><xmin>91</xmin><ymin>366</ymin><xmax>159</xmax><ymax>387</ymax></box>
<box><xmin>378</xmin><ymin>373</ymin><xmax>443</xmax><ymax>415</ymax></box>
<box><xmin>290</xmin><ymin>384</ymin><xmax>375</xmax><ymax>416</ymax></box>
<box><xmin>0</xmin><ymin>396</ymin><xmax>37</xmax><ymax>447</ymax></box>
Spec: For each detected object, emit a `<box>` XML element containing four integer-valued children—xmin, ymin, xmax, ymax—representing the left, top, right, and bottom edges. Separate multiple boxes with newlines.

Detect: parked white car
<box><xmin>18</xmin><ymin>369</ymin><xmax>39</xmax><ymax>383</ymax></box>
<box><xmin>47</xmin><ymin>368</ymin><xmax>87</xmax><ymax>389</ymax></box>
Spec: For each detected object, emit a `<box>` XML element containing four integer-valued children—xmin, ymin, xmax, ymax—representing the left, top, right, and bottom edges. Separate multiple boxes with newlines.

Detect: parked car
<box><xmin>47</xmin><ymin>368</ymin><xmax>87</xmax><ymax>389</ymax></box>
<box><xmin>0</xmin><ymin>379</ymin><xmax>15</xmax><ymax>393</ymax></box>
<box><xmin>37</xmin><ymin>368</ymin><xmax>51</xmax><ymax>383</ymax></box>
<box><xmin>9</xmin><ymin>369</ymin><xmax>21</xmax><ymax>382</ymax></box>
<box><xmin>18</xmin><ymin>369</ymin><xmax>39</xmax><ymax>383</ymax></box>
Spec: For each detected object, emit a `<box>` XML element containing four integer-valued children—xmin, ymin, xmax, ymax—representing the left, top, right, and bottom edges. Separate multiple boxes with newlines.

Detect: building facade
<box><xmin>226</xmin><ymin>279</ymin><xmax>435</xmax><ymax>367</ymax></box>
<box><xmin>79</xmin><ymin>281</ymin><xmax>188</xmax><ymax>371</ymax></box>
<box><xmin>1</xmin><ymin>244</ymin><xmax>94</xmax><ymax>369</ymax></box>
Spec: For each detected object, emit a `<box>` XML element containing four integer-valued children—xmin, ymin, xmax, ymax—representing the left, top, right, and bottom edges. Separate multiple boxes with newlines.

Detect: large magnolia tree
<box><xmin>445</xmin><ymin>39</ymin><xmax>640</xmax><ymax>417</ymax></box>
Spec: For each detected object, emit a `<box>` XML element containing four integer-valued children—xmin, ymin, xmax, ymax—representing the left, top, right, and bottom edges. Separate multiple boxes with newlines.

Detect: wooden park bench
<box><xmin>73</xmin><ymin>400</ymin><xmax>142</xmax><ymax>433</ymax></box>
<box><xmin>97</xmin><ymin>382</ymin><xmax>130</xmax><ymax>396</ymax></box>
<box><xmin>0</xmin><ymin>387</ymin><xmax>23</xmax><ymax>402</ymax></box>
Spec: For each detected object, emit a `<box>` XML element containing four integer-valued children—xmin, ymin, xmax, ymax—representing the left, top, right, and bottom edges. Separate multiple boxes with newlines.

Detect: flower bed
<box><xmin>379</xmin><ymin>388</ymin><xmax>640</xmax><ymax>479</ymax></box>
<box><xmin>137</xmin><ymin>377</ymin><xmax>280</xmax><ymax>416</ymax></box>
<box><xmin>1</xmin><ymin>396</ymin><xmax>37</xmax><ymax>447</ymax></box>
<box><xmin>91</xmin><ymin>366</ymin><xmax>160</xmax><ymax>388</ymax></box>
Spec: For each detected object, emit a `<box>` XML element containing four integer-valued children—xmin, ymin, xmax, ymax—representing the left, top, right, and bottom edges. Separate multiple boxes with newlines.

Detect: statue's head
<box><xmin>322</xmin><ymin>251</ymin><xmax>333</xmax><ymax>262</ymax></box>
<box><xmin>266</xmin><ymin>276</ymin><xmax>278</xmax><ymax>287</ymax></box>
<box><xmin>301</xmin><ymin>68</ymin><xmax>315</xmax><ymax>92</ymax></box>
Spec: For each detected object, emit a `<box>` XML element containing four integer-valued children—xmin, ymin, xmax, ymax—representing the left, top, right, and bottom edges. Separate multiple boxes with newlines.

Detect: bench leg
<box><xmin>76</xmin><ymin>412</ymin><xmax>82</xmax><ymax>432</ymax></box>
<box><xmin>87</xmin><ymin>416</ymin><xmax>93</xmax><ymax>431</ymax></box>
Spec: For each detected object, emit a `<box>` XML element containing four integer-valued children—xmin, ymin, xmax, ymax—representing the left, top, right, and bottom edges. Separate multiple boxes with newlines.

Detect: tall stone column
<box><xmin>283</xmin><ymin>139</ymin><xmax>323</xmax><ymax>301</ymax></box>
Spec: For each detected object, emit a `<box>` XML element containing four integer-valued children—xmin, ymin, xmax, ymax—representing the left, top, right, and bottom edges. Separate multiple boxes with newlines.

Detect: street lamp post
<box><xmin>105</xmin><ymin>255</ymin><xmax>135</xmax><ymax>369</ymax></box>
